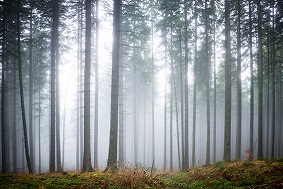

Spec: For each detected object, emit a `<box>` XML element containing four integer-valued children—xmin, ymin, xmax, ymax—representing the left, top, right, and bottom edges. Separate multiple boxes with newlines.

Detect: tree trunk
<box><xmin>50</xmin><ymin>0</ymin><xmax>59</xmax><ymax>173</ymax></box>
<box><xmin>107</xmin><ymin>0</ymin><xmax>121</xmax><ymax>171</ymax></box>
<box><xmin>192</xmin><ymin>0</ymin><xmax>197</xmax><ymax>168</ymax></box>
<box><xmin>248</xmin><ymin>0</ymin><xmax>254</xmax><ymax>159</ymax></box>
<box><xmin>257</xmin><ymin>0</ymin><xmax>263</xmax><ymax>159</ymax></box>
<box><xmin>29</xmin><ymin>1</ymin><xmax>34</xmax><ymax>170</ymax></box>
<box><xmin>236</xmin><ymin>0</ymin><xmax>242</xmax><ymax>160</ymax></box>
<box><xmin>183</xmin><ymin>0</ymin><xmax>189</xmax><ymax>171</ymax></box>
<box><xmin>163</xmin><ymin>33</ymin><xmax>167</xmax><ymax>171</ymax></box>
<box><xmin>205</xmin><ymin>0</ymin><xmax>211</xmax><ymax>165</ymax></box>
<box><xmin>17</xmin><ymin>0</ymin><xmax>33</xmax><ymax>174</ymax></box>
<box><xmin>82</xmin><ymin>0</ymin><xmax>93</xmax><ymax>172</ymax></box>
<box><xmin>1</xmin><ymin>0</ymin><xmax>7</xmax><ymax>174</ymax></box>
<box><xmin>223</xmin><ymin>0</ymin><xmax>232</xmax><ymax>162</ymax></box>
<box><xmin>94</xmin><ymin>0</ymin><xmax>99</xmax><ymax>170</ymax></box>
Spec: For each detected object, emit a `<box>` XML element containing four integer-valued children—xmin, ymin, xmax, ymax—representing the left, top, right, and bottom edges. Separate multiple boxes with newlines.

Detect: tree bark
<box><xmin>223</xmin><ymin>0</ymin><xmax>232</xmax><ymax>162</ymax></box>
<box><xmin>50</xmin><ymin>0</ymin><xmax>59</xmax><ymax>173</ymax></box>
<box><xmin>17</xmin><ymin>0</ymin><xmax>33</xmax><ymax>174</ymax></box>
<box><xmin>257</xmin><ymin>0</ymin><xmax>263</xmax><ymax>159</ymax></box>
<box><xmin>94</xmin><ymin>0</ymin><xmax>99</xmax><ymax>170</ymax></box>
<box><xmin>82</xmin><ymin>0</ymin><xmax>93</xmax><ymax>172</ymax></box>
<box><xmin>236</xmin><ymin>0</ymin><xmax>242</xmax><ymax>160</ymax></box>
<box><xmin>107</xmin><ymin>0</ymin><xmax>121</xmax><ymax>171</ymax></box>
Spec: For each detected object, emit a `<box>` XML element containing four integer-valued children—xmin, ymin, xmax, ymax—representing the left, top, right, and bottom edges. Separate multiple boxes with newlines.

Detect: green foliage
<box><xmin>1</xmin><ymin>160</ymin><xmax>283</xmax><ymax>188</ymax></box>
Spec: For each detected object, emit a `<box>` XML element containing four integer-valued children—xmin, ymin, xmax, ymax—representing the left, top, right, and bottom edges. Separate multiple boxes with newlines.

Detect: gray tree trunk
<box><xmin>82</xmin><ymin>0</ymin><xmax>93</xmax><ymax>172</ymax></box>
<box><xmin>107</xmin><ymin>0</ymin><xmax>121</xmax><ymax>170</ymax></box>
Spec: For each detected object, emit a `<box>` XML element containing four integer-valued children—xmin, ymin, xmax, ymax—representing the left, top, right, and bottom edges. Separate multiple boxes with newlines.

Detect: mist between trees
<box><xmin>1</xmin><ymin>0</ymin><xmax>282</xmax><ymax>174</ymax></box>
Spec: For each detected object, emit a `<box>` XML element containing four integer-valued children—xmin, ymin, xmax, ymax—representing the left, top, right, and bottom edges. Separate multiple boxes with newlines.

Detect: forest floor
<box><xmin>0</xmin><ymin>159</ymin><xmax>283</xmax><ymax>188</ymax></box>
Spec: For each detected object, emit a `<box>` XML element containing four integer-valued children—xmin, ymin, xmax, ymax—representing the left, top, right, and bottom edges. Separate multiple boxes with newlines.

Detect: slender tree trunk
<box><xmin>118</xmin><ymin>61</ymin><xmax>124</xmax><ymax>166</ymax></box>
<box><xmin>205</xmin><ymin>0</ymin><xmax>211</xmax><ymax>165</ymax></box>
<box><xmin>107</xmin><ymin>0</ymin><xmax>121</xmax><ymax>170</ymax></box>
<box><xmin>50</xmin><ymin>0</ymin><xmax>59</xmax><ymax>173</ymax></box>
<box><xmin>169</xmin><ymin>22</ymin><xmax>173</xmax><ymax>172</ymax></box>
<box><xmin>151</xmin><ymin>17</ymin><xmax>155</xmax><ymax>165</ymax></box>
<box><xmin>192</xmin><ymin>0</ymin><xmax>197</xmax><ymax>168</ymax></box>
<box><xmin>236</xmin><ymin>0</ymin><xmax>242</xmax><ymax>160</ymax></box>
<box><xmin>163</xmin><ymin>33</ymin><xmax>167</xmax><ymax>171</ymax></box>
<box><xmin>271</xmin><ymin>5</ymin><xmax>276</xmax><ymax>159</ymax></box>
<box><xmin>13</xmin><ymin>57</ymin><xmax>17</xmax><ymax>173</ymax></box>
<box><xmin>183</xmin><ymin>0</ymin><xmax>189</xmax><ymax>171</ymax></box>
<box><xmin>1</xmin><ymin>0</ymin><xmax>7</xmax><ymax>174</ymax></box>
<box><xmin>29</xmin><ymin>1</ymin><xmax>34</xmax><ymax>170</ymax></box>
<box><xmin>248</xmin><ymin>0</ymin><xmax>254</xmax><ymax>159</ymax></box>
<box><xmin>17</xmin><ymin>0</ymin><xmax>33</xmax><ymax>174</ymax></box>
<box><xmin>223</xmin><ymin>0</ymin><xmax>232</xmax><ymax>162</ymax></box>
<box><xmin>257</xmin><ymin>0</ymin><xmax>263</xmax><ymax>159</ymax></box>
<box><xmin>94</xmin><ymin>0</ymin><xmax>99</xmax><ymax>170</ymax></box>
<box><xmin>76</xmin><ymin>0</ymin><xmax>81</xmax><ymax>171</ymax></box>
<box><xmin>56</xmin><ymin>40</ymin><xmax>62</xmax><ymax>172</ymax></box>
<box><xmin>213</xmin><ymin>1</ymin><xmax>217</xmax><ymax>163</ymax></box>
<box><xmin>82</xmin><ymin>0</ymin><xmax>93</xmax><ymax>172</ymax></box>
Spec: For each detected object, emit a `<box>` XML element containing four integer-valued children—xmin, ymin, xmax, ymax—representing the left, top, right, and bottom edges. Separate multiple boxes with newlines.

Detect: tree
<box><xmin>248</xmin><ymin>0</ymin><xmax>254</xmax><ymax>159</ymax></box>
<box><xmin>183</xmin><ymin>0</ymin><xmax>189</xmax><ymax>170</ymax></box>
<box><xmin>94</xmin><ymin>0</ymin><xmax>99</xmax><ymax>170</ymax></box>
<box><xmin>50</xmin><ymin>0</ymin><xmax>59</xmax><ymax>172</ymax></box>
<box><xmin>257</xmin><ymin>0</ymin><xmax>263</xmax><ymax>159</ymax></box>
<box><xmin>82</xmin><ymin>0</ymin><xmax>93</xmax><ymax>173</ymax></box>
<box><xmin>107</xmin><ymin>0</ymin><xmax>121</xmax><ymax>170</ymax></box>
<box><xmin>236</xmin><ymin>0</ymin><xmax>242</xmax><ymax>160</ymax></box>
<box><xmin>1</xmin><ymin>0</ymin><xmax>7</xmax><ymax>174</ymax></box>
<box><xmin>223</xmin><ymin>0</ymin><xmax>232</xmax><ymax>162</ymax></box>
<box><xmin>17</xmin><ymin>0</ymin><xmax>33</xmax><ymax>174</ymax></box>
<box><xmin>205</xmin><ymin>0</ymin><xmax>211</xmax><ymax>165</ymax></box>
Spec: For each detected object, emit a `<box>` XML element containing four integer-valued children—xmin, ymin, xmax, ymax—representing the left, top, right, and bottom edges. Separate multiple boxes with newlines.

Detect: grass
<box><xmin>0</xmin><ymin>159</ymin><xmax>282</xmax><ymax>188</ymax></box>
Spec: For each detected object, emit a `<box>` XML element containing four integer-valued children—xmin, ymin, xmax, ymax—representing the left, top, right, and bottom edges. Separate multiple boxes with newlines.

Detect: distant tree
<box><xmin>107</xmin><ymin>0</ymin><xmax>121</xmax><ymax>170</ymax></box>
<box><xmin>82</xmin><ymin>0</ymin><xmax>93</xmax><ymax>173</ymax></box>
<box><xmin>223</xmin><ymin>0</ymin><xmax>232</xmax><ymax>162</ymax></box>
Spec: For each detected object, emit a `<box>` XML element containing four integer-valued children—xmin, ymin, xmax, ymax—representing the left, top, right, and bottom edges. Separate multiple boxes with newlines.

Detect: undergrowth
<box><xmin>0</xmin><ymin>159</ymin><xmax>282</xmax><ymax>188</ymax></box>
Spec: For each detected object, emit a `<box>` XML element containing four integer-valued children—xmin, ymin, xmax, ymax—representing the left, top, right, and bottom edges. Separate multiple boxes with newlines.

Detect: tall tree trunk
<box><xmin>257</xmin><ymin>0</ymin><xmax>263</xmax><ymax>159</ymax></box>
<box><xmin>94</xmin><ymin>0</ymin><xmax>99</xmax><ymax>170</ymax></box>
<box><xmin>76</xmin><ymin>0</ymin><xmax>82</xmax><ymax>171</ymax></box>
<box><xmin>223</xmin><ymin>0</ymin><xmax>232</xmax><ymax>162</ymax></box>
<box><xmin>118</xmin><ymin>60</ymin><xmax>124</xmax><ymax>166</ymax></box>
<box><xmin>1</xmin><ymin>0</ymin><xmax>7</xmax><ymax>174</ymax></box>
<box><xmin>169</xmin><ymin>22</ymin><xmax>173</xmax><ymax>172</ymax></box>
<box><xmin>107</xmin><ymin>0</ymin><xmax>121</xmax><ymax>170</ymax></box>
<box><xmin>151</xmin><ymin>17</ymin><xmax>155</xmax><ymax>166</ymax></box>
<box><xmin>50</xmin><ymin>0</ymin><xmax>59</xmax><ymax>173</ymax></box>
<box><xmin>248</xmin><ymin>0</ymin><xmax>254</xmax><ymax>159</ymax></box>
<box><xmin>192</xmin><ymin>0</ymin><xmax>197</xmax><ymax>168</ymax></box>
<box><xmin>56</xmin><ymin>38</ymin><xmax>62</xmax><ymax>172</ymax></box>
<box><xmin>213</xmin><ymin>0</ymin><xmax>217</xmax><ymax>163</ymax></box>
<box><xmin>163</xmin><ymin>33</ymin><xmax>167</xmax><ymax>171</ymax></box>
<box><xmin>29</xmin><ymin>1</ymin><xmax>34</xmax><ymax>170</ymax></box>
<box><xmin>236</xmin><ymin>0</ymin><xmax>242</xmax><ymax>160</ymax></box>
<box><xmin>82</xmin><ymin>0</ymin><xmax>93</xmax><ymax>172</ymax></box>
<box><xmin>270</xmin><ymin>4</ymin><xmax>276</xmax><ymax>159</ymax></box>
<box><xmin>17</xmin><ymin>0</ymin><xmax>33</xmax><ymax>174</ymax></box>
<box><xmin>13</xmin><ymin>57</ymin><xmax>17</xmax><ymax>173</ymax></box>
<box><xmin>183</xmin><ymin>0</ymin><xmax>189</xmax><ymax>171</ymax></box>
<box><xmin>205</xmin><ymin>0</ymin><xmax>211</xmax><ymax>165</ymax></box>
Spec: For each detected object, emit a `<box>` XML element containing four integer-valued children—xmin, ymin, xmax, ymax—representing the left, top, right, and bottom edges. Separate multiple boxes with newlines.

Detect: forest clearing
<box><xmin>1</xmin><ymin>159</ymin><xmax>283</xmax><ymax>188</ymax></box>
